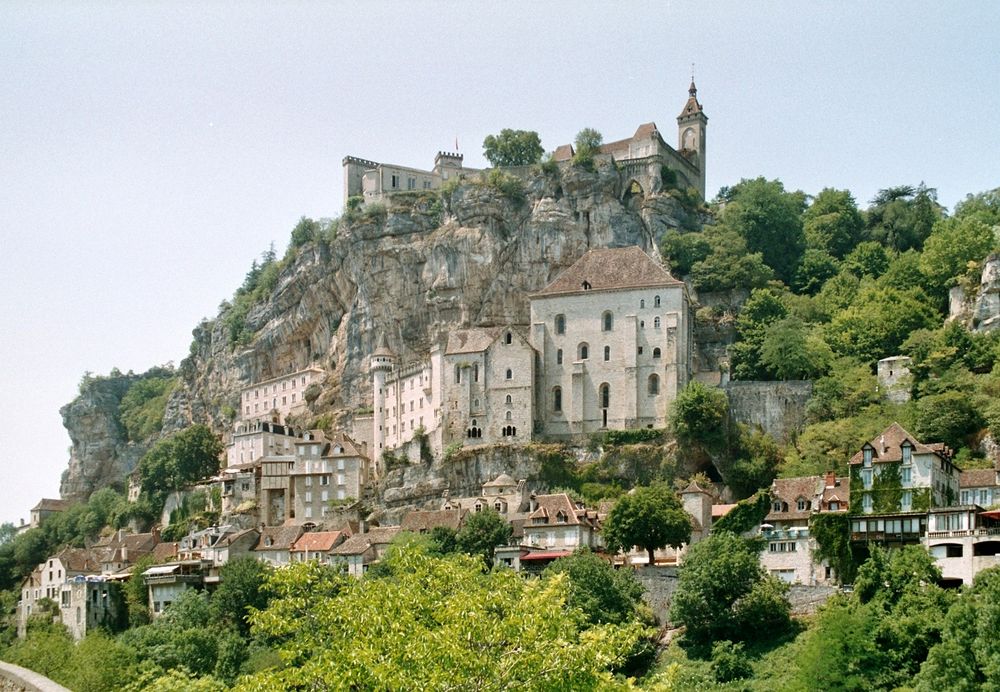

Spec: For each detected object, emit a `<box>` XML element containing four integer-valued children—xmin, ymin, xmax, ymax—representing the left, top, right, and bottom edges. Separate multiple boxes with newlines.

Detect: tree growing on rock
<box><xmin>481</xmin><ymin>129</ymin><xmax>543</xmax><ymax>167</ymax></box>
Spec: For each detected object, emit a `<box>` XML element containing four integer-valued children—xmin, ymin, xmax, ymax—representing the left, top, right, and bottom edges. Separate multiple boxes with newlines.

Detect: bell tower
<box><xmin>677</xmin><ymin>79</ymin><xmax>708</xmax><ymax>193</ymax></box>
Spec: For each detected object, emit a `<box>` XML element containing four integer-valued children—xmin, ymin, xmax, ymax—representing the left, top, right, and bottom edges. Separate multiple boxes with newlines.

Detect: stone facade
<box><xmin>227</xmin><ymin>420</ymin><xmax>304</xmax><ymax>467</ymax></box>
<box><xmin>530</xmin><ymin>247</ymin><xmax>691</xmax><ymax>438</ymax></box>
<box><xmin>343</xmin><ymin>151</ymin><xmax>477</xmax><ymax>205</ymax></box>
<box><xmin>877</xmin><ymin>356</ymin><xmax>913</xmax><ymax>404</ymax></box>
<box><xmin>553</xmin><ymin>82</ymin><xmax>708</xmax><ymax>199</ymax></box>
<box><xmin>367</xmin><ymin>246</ymin><xmax>691</xmax><ymax>458</ymax></box>
<box><xmin>239</xmin><ymin>368</ymin><xmax>323</xmax><ymax>424</ymax></box>
<box><xmin>59</xmin><ymin>578</ymin><xmax>123</xmax><ymax>641</ymax></box>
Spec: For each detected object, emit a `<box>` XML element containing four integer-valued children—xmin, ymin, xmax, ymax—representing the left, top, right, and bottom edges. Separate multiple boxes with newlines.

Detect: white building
<box><xmin>529</xmin><ymin>246</ymin><xmax>691</xmax><ymax>438</ymax></box>
<box><xmin>227</xmin><ymin>420</ymin><xmax>303</xmax><ymax>467</ymax></box>
<box><xmin>239</xmin><ymin>368</ymin><xmax>323</xmax><ymax>424</ymax></box>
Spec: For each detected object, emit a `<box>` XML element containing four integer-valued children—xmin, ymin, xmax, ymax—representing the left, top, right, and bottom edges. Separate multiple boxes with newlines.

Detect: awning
<box><xmin>981</xmin><ymin>510</ymin><xmax>1000</xmax><ymax>520</ymax></box>
<box><xmin>519</xmin><ymin>550</ymin><xmax>572</xmax><ymax>562</ymax></box>
<box><xmin>142</xmin><ymin>564</ymin><xmax>180</xmax><ymax>576</ymax></box>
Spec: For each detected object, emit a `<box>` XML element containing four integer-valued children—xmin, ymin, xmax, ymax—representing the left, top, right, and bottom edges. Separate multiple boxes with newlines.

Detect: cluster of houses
<box><xmin>19</xmin><ymin>420</ymin><xmax>1000</xmax><ymax>640</ymax></box>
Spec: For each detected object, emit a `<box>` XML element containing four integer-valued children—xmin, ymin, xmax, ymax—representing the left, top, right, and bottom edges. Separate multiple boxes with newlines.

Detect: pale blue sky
<box><xmin>1</xmin><ymin>1</ymin><xmax>998</xmax><ymax>524</ymax></box>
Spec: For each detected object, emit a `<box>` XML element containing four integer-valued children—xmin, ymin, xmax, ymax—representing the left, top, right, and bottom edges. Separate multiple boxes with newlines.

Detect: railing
<box><xmin>143</xmin><ymin>574</ymin><xmax>203</xmax><ymax>585</ymax></box>
<box><xmin>927</xmin><ymin>528</ymin><xmax>1000</xmax><ymax>539</ymax></box>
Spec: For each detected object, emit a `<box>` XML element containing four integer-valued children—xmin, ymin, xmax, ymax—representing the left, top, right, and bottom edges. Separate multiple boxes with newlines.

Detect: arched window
<box><xmin>599</xmin><ymin>383</ymin><xmax>610</xmax><ymax>409</ymax></box>
<box><xmin>553</xmin><ymin>386</ymin><xmax>562</xmax><ymax>413</ymax></box>
<box><xmin>555</xmin><ymin>314</ymin><xmax>566</xmax><ymax>335</ymax></box>
<box><xmin>654</xmin><ymin>316</ymin><xmax>661</xmax><ymax>329</ymax></box>
<box><xmin>648</xmin><ymin>374</ymin><xmax>660</xmax><ymax>395</ymax></box>
<box><xmin>654</xmin><ymin>295</ymin><xmax>661</xmax><ymax>308</ymax></box>
<box><xmin>640</xmin><ymin>299</ymin><xmax>645</xmax><ymax>309</ymax></box>
<box><xmin>578</xmin><ymin>342</ymin><xmax>589</xmax><ymax>360</ymax></box>
<box><xmin>556</xmin><ymin>349</ymin><xmax>563</xmax><ymax>365</ymax></box>
<box><xmin>653</xmin><ymin>347</ymin><xmax>661</xmax><ymax>359</ymax></box>
<box><xmin>505</xmin><ymin>331</ymin><xmax>513</xmax><ymax>344</ymax></box>
<box><xmin>582</xmin><ymin>281</ymin><xmax>591</xmax><ymax>290</ymax></box>
<box><xmin>505</xmin><ymin>410</ymin><xmax>512</xmax><ymax>420</ymax></box>
<box><xmin>603</xmin><ymin>345</ymin><xmax>610</xmax><ymax>361</ymax></box>
<box><xmin>505</xmin><ymin>368</ymin><xmax>513</xmax><ymax>380</ymax></box>
<box><xmin>505</xmin><ymin>394</ymin><xmax>512</xmax><ymax>404</ymax></box>
<box><xmin>602</xmin><ymin>311</ymin><xmax>613</xmax><ymax>331</ymax></box>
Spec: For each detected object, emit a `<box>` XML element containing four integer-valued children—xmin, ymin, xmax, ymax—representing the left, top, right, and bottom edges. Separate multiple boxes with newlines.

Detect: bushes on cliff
<box><xmin>482</xmin><ymin>129</ymin><xmax>543</xmax><ymax>167</ymax></box>
<box><xmin>138</xmin><ymin>424</ymin><xmax>223</xmax><ymax>499</ymax></box>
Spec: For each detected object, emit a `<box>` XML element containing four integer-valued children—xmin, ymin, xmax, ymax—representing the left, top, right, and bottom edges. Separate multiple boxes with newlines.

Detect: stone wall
<box><xmin>0</xmin><ymin>661</ymin><xmax>70</xmax><ymax>692</ymax></box>
<box><xmin>724</xmin><ymin>380</ymin><xmax>813</xmax><ymax>441</ymax></box>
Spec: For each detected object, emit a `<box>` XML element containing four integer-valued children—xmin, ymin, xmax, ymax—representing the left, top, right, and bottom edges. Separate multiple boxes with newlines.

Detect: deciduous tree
<box><xmin>481</xmin><ymin>129</ymin><xmax>544</xmax><ymax>167</ymax></box>
<box><xmin>602</xmin><ymin>483</ymin><xmax>691</xmax><ymax>565</ymax></box>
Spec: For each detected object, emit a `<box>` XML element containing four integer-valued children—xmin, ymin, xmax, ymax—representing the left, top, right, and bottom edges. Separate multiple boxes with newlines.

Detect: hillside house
<box><xmin>849</xmin><ymin>423</ymin><xmax>960</xmax><ymax>514</ymax></box>
<box><xmin>290</xmin><ymin>530</ymin><xmax>349</xmax><ymax>564</ymax></box>
<box><xmin>29</xmin><ymin>498</ymin><xmax>70</xmax><ymax>529</ymax></box>
<box><xmin>253</xmin><ymin>525</ymin><xmax>304</xmax><ymax>566</ymax></box>
<box><xmin>142</xmin><ymin>561</ymin><xmax>205</xmax><ymax>617</ymax></box>
<box><xmin>59</xmin><ymin>576</ymin><xmax>124</xmax><ymax>641</ymax></box>
<box><xmin>329</xmin><ymin>527</ymin><xmax>401</xmax><ymax>578</ymax></box>
<box><xmin>239</xmin><ymin>368</ymin><xmax>323</xmax><ymax>424</ymax></box>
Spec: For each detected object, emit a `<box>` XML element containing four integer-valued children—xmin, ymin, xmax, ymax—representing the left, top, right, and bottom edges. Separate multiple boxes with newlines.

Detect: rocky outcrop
<box><xmin>60</xmin><ymin>161</ymin><xmax>703</xmax><ymax>499</ymax></box>
<box><xmin>949</xmin><ymin>254</ymin><xmax>1000</xmax><ymax>332</ymax></box>
<box><xmin>59</xmin><ymin>375</ymin><xmax>147</xmax><ymax>501</ymax></box>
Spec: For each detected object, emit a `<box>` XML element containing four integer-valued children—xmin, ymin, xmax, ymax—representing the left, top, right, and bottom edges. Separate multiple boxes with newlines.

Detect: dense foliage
<box><xmin>481</xmin><ymin>128</ymin><xmax>544</xmax><ymax>167</ymax></box>
<box><xmin>602</xmin><ymin>483</ymin><xmax>691</xmax><ymax>564</ymax></box>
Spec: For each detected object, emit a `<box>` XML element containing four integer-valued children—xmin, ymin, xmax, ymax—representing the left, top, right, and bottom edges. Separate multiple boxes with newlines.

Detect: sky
<box><xmin>1</xmin><ymin>1</ymin><xmax>998</xmax><ymax>525</ymax></box>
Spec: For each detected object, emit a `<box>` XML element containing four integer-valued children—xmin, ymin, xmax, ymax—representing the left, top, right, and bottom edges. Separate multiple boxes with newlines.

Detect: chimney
<box><xmin>880</xmin><ymin>435</ymin><xmax>886</xmax><ymax>454</ymax></box>
<box><xmin>825</xmin><ymin>471</ymin><xmax>836</xmax><ymax>489</ymax></box>
<box><xmin>151</xmin><ymin>525</ymin><xmax>161</xmax><ymax>542</ymax></box>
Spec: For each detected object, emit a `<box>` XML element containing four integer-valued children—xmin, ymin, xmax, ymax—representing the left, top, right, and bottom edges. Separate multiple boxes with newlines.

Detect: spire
<box><xmin>689</xmin><ymin>80</ymin><xmax>697</xmax><ymax>98</ymax></box>
<box><xmin>373</xmin><ymin>332</ymin><xmax>394</xmax><ymax>358</ymax></box>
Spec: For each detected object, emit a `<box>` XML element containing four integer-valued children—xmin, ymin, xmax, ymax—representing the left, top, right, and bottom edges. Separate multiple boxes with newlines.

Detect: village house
<box><xmin>253</xmin><ymin>525</ymin><xmax>304</xmax><ymax>567</ymax></box>
<box><xmin>849</xmin><ymin>423</ymin><xmax>960</xmax><ymax>514</ymax></box>
<box><xmin>93</xmin><ymin>528</ymin><xmax>160</xmax><ymax>575</ymax></box>
<box><xmin>29</xmin><ymin>498</ymin><xmax>71</xmax><ymax>529</ymax></box>
<box><xmin>142</xmin><ymin>561</ymin><xmax>205</xmax><ymax>617</ymax></box>
<box><xmin>291</xmin><ymin>432</ymin><xmax>370</xmax><ymax>522</ymax></box>
<box><xmin>227</xmin><ymin>420</ymin><xmax>304</xmax><ymax>467</ymax></box>
<box><xmin>400</xmin><ymin>508</ymin><xmax>466</xmax><ymax>535</ymax></box>
<box><xmin>58</xmin><ymin>576</ymin><xmax>124</xmax><ymax>641</ymax></box>
<box><xmin>329</xmin><ymin>526</ymin><xmax>402</xmax><ymax>578</ymax></box>
<box><xmin>760</xmin><ymin>473</ymin><xmax>848</xmax><ymax>585</ymax></box>
<box><xmin>290</xmin><ymin>530</ymin><xmax>350</xmax><ymax>564</ymax></box>
<box><xmin>342</xmin><ymin>151</ymin><xmax>477</xmax><ymax>205</ymax></box>
<box><xmin>442</xmin><ymin>473</ymin><xmax>528</xmax><ymax>516</ymax></box>
<box><xmin>959</xmin><ymin>466</ymin><xmax>1000</xmax><ymax>508</ymax></box>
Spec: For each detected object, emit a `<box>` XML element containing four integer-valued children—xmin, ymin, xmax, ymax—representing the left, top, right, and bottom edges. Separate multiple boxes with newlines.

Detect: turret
<box><xmin>371</xmin><ymin>334</ymin><xmax>395</xmax><ymax>472</ymax></box>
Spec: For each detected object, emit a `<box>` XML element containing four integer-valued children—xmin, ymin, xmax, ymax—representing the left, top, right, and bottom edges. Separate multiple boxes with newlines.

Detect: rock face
<box><xmin>59</xmin><ymin>376</ymin><xmax>150</xmax><ymax>500</ymax></box>
<box><xmin>60</xmin><ymin>162</ymin><xmax>704</xmax><ymax>498</ymax></box>
<box><xmin>950</xmin><ymin>253</ymin><xmax>1000</xmax><ymax>332</ymax></box>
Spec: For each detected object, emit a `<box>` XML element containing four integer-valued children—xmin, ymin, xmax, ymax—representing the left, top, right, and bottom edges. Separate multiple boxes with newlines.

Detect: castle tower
<box><xmin>677</xmin><ymin>80</ymin><xmax>708</xmax><ymax>193</ymax></box>
<box><xmin>370</xmin><ymin>333</ymin><xmax>395</xmax><ymax>474</ymax></box>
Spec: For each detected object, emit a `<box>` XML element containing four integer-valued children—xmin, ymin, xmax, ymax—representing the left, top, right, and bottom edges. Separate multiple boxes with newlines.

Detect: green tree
<box><xmin>119</xmin><ymin>373</ymin><xmax>177</xmax><ymax>442</ymax></box>
<box><xmin>919</xmin><ymin>216</ymin><xmax>996</xmax><ymax>297</ymax></box>
<box><xmin>211</xmin><ymin>556</ymin><xmax>274</xmax><ymax>637</ymax></box>
<box><xmin>792</xmin><ymin>248</ymin><xmax>839</xmax><ymax>294</ymax></box>
<box><xmin>866</xmin><ymin>183</ymin><xmax>943</xmax><ymax>252</ymax></box>
<box><xmin>138</xmin><ymin>424</ymin><xmax>223</xmax><ymax>496</ymax></box>
<box><xmin>542</xmin><ymin>548</ymin><xmax>645</xmax><ymax>625</ymax></box>
<box><xmin>240</xmin><ymin>547</ymin><xmax>643</xmax><ymax>690</ymax></box>
<box><xmin>602</xmin><ymin>483</ymin><xmax>691</xmax><ymax>565</ymax></box>
<box><xmin>482</xmin><ymin>129</ymin><xmax>544</xmax><ymax>167</ymax></box>
<box><xmin>730</xmin><ymin>287</ymin><xmax>788</xmax><ymax>380</ymax></box>
<box><xmin>913</xmin><ymin>391</ymin><xmax>983</xmax><ymax>453</ymax></box>
<box><xmin>572</xmin><ymin>127</ymin><xmax>604</xmax><ymax>169</ymax></box>
<box><xmin>688</xmin><ymin>226</ymin><xmax>774</xmax><ymax>292</ymax></box>
<box><xmin>289</xmin><ymin>216</ymin><xmax>319</xmax><ymax>248</ymax></box>
<box><xmin>717</xmin><ymin>176</ymin><xmax>807</xmax><ymax>284</ymax></box>
<box><xmin>759</xmin><ymin>316</ymin><xmax>833</xmax><ymax>380</ymax></box>
<box><xmin>803</xmin><ymin>187</ymin><xmax>865</xmax><ymax>259</ymax></box>
<box><xmin>826</xmin><ymin>284</ymin><xmax>939</xmax><ymax>363</ymax></box>
<box><xmin>841</xmin><ymin>240</ymin><xmax>890</xmax><ymax>278</ymax></box>
<box><xmin>670</xmin><ymin>531</ymin><xmax>790</xmax><ymax>649</ymax></box>
<box><xmin>455</xmin><ymin>507</ymin><xmax>512</xmax><ymax>569</ymax></box>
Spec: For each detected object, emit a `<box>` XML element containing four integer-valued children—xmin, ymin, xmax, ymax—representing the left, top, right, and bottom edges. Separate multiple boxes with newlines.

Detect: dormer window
<box><xmin>863</xmin><ymin>448</ymin><xmax>873</xmax><ymax>467</ymax></box>
<box><xmin>582</xmin><ymin>281</ymin><xmax>591</xmax><ymax>290</ymax></box>
<box><xmin>556</xmin><ymin>511</ymin><xmax>567</xmax><ymax>524</ymax></box>
<box><xmin>772</xmin><ymin>501</ymin><xmax>782</xmax><ymax>512</ymax></box>
<box><xmin>797</xmin><ymin>498</ymin><xmax>808</xmax><ymax>512</ymax></box>
<box><xmin>902</xmin><ymin>444</ymin><xmax>912</xmax><ymax>465</ymax></box>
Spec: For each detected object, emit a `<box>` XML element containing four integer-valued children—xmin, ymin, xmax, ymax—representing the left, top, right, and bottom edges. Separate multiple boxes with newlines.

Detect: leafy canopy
<box><xmin>482</xmin><ymin>128</ymin><xmax>544</xmax><ymax>167</ymax></box>
<box><xmin>602</xmin><ymin>483</ymin><xmax>691</xmax><ymax>565</ymax></box>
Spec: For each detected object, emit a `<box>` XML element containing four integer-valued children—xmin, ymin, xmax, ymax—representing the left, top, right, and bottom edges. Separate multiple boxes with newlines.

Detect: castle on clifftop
<box><xmin>342</xmin><ymin>80</ymin><xmax>707</xmax><ymax>203</ymax></box>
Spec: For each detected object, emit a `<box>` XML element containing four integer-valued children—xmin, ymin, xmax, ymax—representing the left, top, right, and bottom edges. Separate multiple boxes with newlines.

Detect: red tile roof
<box><xmin>849</xmin><ymin>423</ymin><xmax>951</xmax><ymax>465</ymax></box>
<box><xmin>291</xmin><ymin>531</ymin><xmax>345</xmax><ymax>553</ymax></box>
<box><xmin>960</xmin><ymin>469</ymin><xmax>999</xmax><ymax>489</ymax></box>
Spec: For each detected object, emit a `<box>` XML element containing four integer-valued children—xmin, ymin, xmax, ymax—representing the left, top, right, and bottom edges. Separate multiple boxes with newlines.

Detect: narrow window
<box><xmin>653</xmin><ymin>347</ymin><xmax>661</xmax><ymax>359</ymax></box>
<box><xmin>505</xmin><ymin>332</ymin><xmax>513</xmax><ymax>344</ymax></box>
<box><xmin>654</xmin><ymin>295</ymin><xmax>661</xmax><ymax>307</ymax></box>
<box><xmin>553</xmin><ymin>387</ymin><xmax>562</xmax><ymax>412</ymax></box>
<box><xmin>505</xmin><ymin>394</ymin><xmax>512</xmax><ymax>404</ymax></box>
<box><xmin>555</xmin><ymin>314</ymin><xmax>566</xmax><ymax>335</ymax></box>
<box><xmin>602</xmin><ymin>311</ymin><xmax>613</xmax><ymax>331</ymax></box>
<box><xmin>648</xmin><ymin>374</ymin><xmax>659</xmax><ymax>395</ymax></box>
<box><xmin>653</xmin><ymin>316</ymin><xmax>661</xmax><ymax>329</ymax></box>
<box><xmin>578</xmin><ymin>343</ymin><xmax>589</xmax><ymax>360</ymax></box>
<box><xmin>506</xmin><ymin>410</ymin><xmax>512</xmax><ymax>420</ymax></box>
<box><xmin>506</xmin><ymin>368</ymin><xmax>513</xmax><ymax>380</ymax></box>
<box><xmin>600</xmin><ymin>383</ymin><xmax>610</xmax><ymax>409</ymax></box>
<box><xmin>556</xmin><ymin>349</ymin><xmax>563</xmax><ymax>365</ymax></box>
<box><xmin>640</xmin><ymin>299</ymin><xmax>645</xmax><ymax>309</ymax></box>
<box><xmin>455</xmin><ymin>365</ymin><xmax>461</xmax><ymax>384</ymax></box>
<box><xmin>473</xmin><ymin>364</ymin><xmax>479</xmax><ymax>382</ymax></box>
<box><xmin>603</xmin><ymin>345</ymin><xmax>610</xmax><ymax>361</ymax></box>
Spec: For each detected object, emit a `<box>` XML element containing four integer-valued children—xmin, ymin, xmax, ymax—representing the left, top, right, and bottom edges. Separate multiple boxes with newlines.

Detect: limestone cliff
<box><xmin>60</xmin><ymin>160</ymin><xmax>704</xmax><ymax>497</ymax></box>
<box><xmin>950</xmin><ymin>253</ymin><xmax>1000</xmax><ymax>332</ymax></box>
